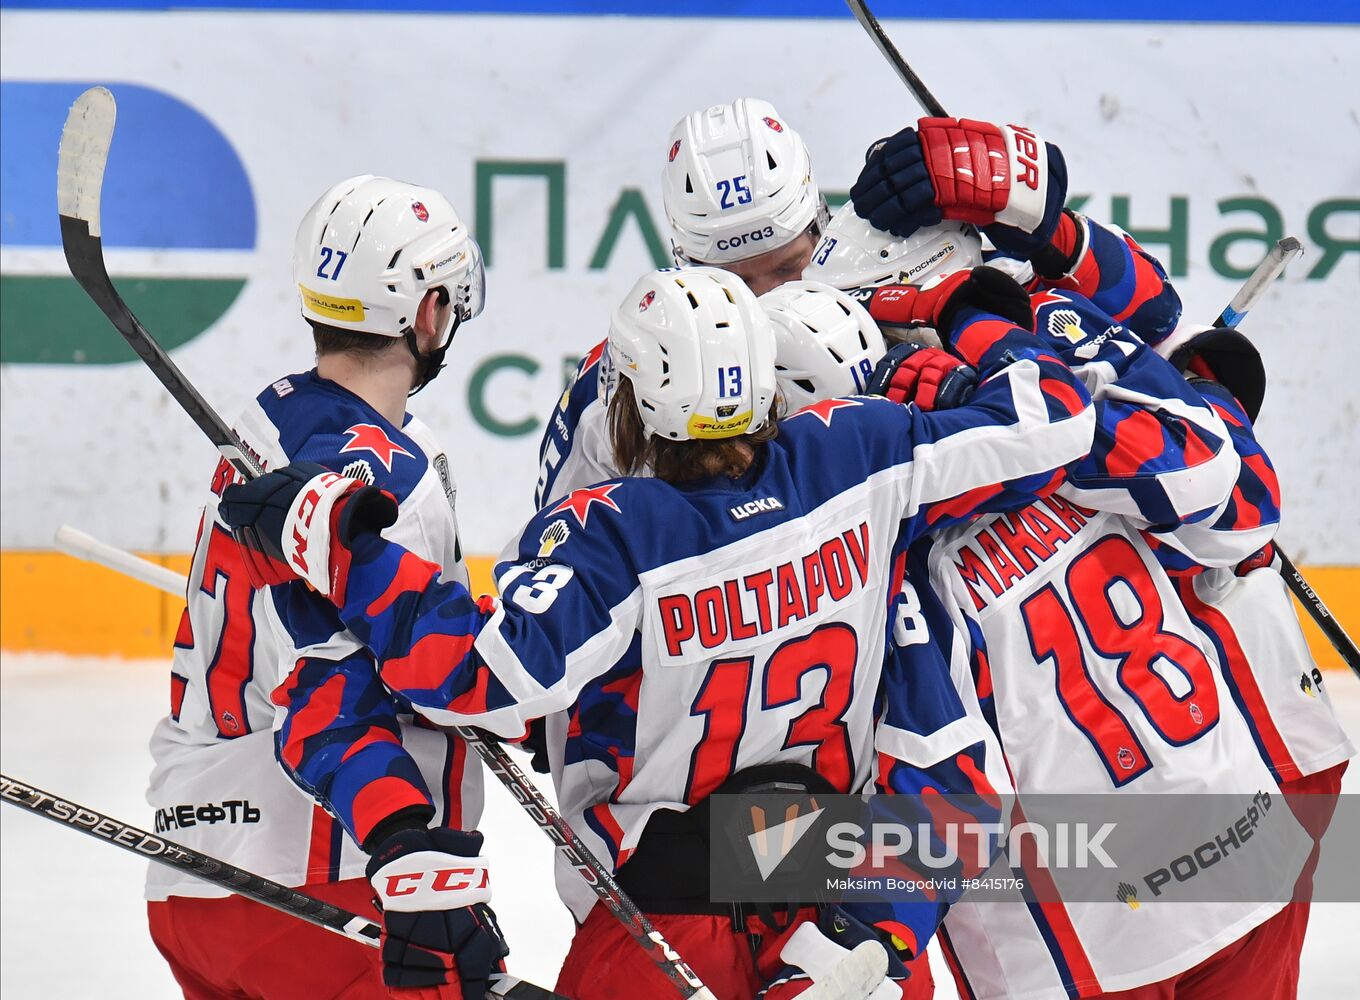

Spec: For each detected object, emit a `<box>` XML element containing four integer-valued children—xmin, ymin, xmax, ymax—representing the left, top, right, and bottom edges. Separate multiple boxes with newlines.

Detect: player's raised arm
<box><xmin>1031</xmin><ymin>292</ymin><xmax>1243</xmax><ymax>531</ymax></box>
<box><xmin>854</xmin><ymin>265</ymin><xmax>1096</xmax><ymax>538</ymax></box>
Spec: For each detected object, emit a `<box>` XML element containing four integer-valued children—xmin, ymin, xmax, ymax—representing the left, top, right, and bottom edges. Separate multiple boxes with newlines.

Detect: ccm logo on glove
<box><xmin>284</xmin><ymin>473</ymin><xmax>343</xmax><ymax>576</ymax></box>
<box><xmin>381</xmin><ymin>866</ymin><xmax>491</xmax><ymax>899</ymax></box>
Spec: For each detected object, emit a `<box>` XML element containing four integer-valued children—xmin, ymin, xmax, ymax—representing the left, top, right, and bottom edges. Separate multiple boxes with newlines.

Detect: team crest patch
<box><xmin>340</xmin><ymin>460</ymin><xmax>375</xmax><ymax>486</ymax></box>
<box><xmin>538</xmin><ymin>519</ymin><xmax>570</xmax><ymax>558</ymax></box>
<box><xmin>1117</xmin><ymin>747</ymin><xmax>1136</xmax><ymax>771</ymax></box>
<box><xmin>1047</xmin><ymin>308</ymin><xmax>1085</xmax><ymax>345</ymax></box>
<box><xmin>339</xmin><ymin>423</ymin><xmax>413</xmax><ymax>472</ymax></box>
<box><xmin>433</xmin><ymin>454</ymin><xmax>457</xmax><ymax>512</ymax></box>
<box><xmin>551</xmin><ymin>483</ymin><xmax>622</xmax><ymax>528</ymax></box>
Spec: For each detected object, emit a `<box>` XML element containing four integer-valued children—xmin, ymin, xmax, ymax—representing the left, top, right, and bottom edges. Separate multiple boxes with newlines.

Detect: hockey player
<box><xmin>536</xmin><ymin>98</ymin><xmax>826</xmax><ymax>507</ymax></box>
<box><xmin>217</xmin><ymin>264</ymin><xmax>1098</xmax><ymax>999</ymax></box>
<box><xmin>835</xmin><ymin>117</ymin><xmax>1323</xmax><ymax>998</ymax></box>
<box><xmin>146</xmin><ymin>176</ymin><xmax>503</xmax><ymax>999</ymax></box>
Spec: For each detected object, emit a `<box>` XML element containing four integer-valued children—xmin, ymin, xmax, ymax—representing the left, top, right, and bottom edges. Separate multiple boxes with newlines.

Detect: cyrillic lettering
<box><xmin>1110</xmin><ymin>195</ymin><xmax>1189</xmax><ymax>277</ymax></box>
<box><xmin>243</xmin><ymin>802</ymin><xmax>262</xmax><ymax>823</ymax></box>
<box><xmin>1306</xmin><ymin>198</ymin><xmax>1359</xmax><ymax>280</ymax></box>
<box><xmin>589</xmin><ymin>188</ymin><xmax>669</xmax><ymax>270</ymax></box>
<box><xmin>468</xmin><ymin>354</ymin><xmax>540</xmax><ymax>437</ymax></box>
<box><xmin>1209</xmin><ymin>197</ymin><xmax>1284</xmax><ymax>279</ymax></box>
<box><xmin>474</xmin><ymin>160</ymin><xmax>566</xmax><ymax>268</ymax></box>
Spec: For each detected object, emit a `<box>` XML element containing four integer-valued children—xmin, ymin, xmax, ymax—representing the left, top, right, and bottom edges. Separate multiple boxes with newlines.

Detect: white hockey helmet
<box><xmin>661</xmin><ymin>99</ymin><xmax>829</xmax><ymax>266</ymax></box>
<box><xmin>804</xmin><ymin>201</ymin><xmax>982</xmax><ymax>290</ymax></box>
<box><xmin>604</xmin><ymin>267</ymin><xmax>778</xmax><ymax>441</ymax></box>
<box><xmin>293</xmin><ymin>174</ymin><xmax>485</xmax><ymax>339</ymax></box>
<box><xmin>761</xmin><ymin>281</ymin><xmax>887</xmax><ymax>412</ymax></box>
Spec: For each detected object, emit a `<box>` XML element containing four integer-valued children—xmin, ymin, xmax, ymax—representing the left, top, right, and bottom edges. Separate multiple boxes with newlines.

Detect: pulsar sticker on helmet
<box><xmin>688</xmin><ymin>410</ymin><xmax>753</xmax><ymax>439</ymax></box>
<box><xmin>299</xmin><ymin>285</ymin><xmax>365</xmax><ymax>322</ymax></box>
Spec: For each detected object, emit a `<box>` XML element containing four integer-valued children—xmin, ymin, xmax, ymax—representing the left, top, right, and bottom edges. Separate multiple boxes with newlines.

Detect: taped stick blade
<box><xmin>57</xmin><ymin>86</ymin><xmax>116</xmax><ymax>235</ymax></box>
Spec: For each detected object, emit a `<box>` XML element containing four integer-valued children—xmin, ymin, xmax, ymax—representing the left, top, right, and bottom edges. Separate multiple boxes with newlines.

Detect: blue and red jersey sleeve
<box><xmin>321</xmin><ymin>489</ymin><xmax>645</xmax><ymax>741</ymax></box>
<box><xmin>1034</xmin><ymin>212</ymin><xmax>1182</xmax><ymax>346</ymax></box>
<box><xmin>1033</xmin><ymin>291</ymin><xmax>1240</xmax><ymax>531</ymax></box>
<box><xmin>884</xmin><ymin>314</ymin><xmax>1096</xmax><ymax>542</ymax></box>
<box><xmin>1145</xmin><ymin>384</ymin><xmax>1282</xmax><ymax>573</ymax></box>
<box><xmin>270</xmin><ymin>640</ymin><xmax>435</xmax><ymax>848</ymax></box>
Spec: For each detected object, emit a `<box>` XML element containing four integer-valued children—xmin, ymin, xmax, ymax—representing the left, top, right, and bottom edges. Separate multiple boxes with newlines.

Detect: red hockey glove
<box><xmin>851</xmin><ymin>117</ymin><xmax>1067</xmax><ymax>259</ymax></box>
<box><xmin>862</xmin><ymin>266</ymin><xmax>1035</xmax><ymax>349</ymax></box>
<box><xmin>366</xmin><ymin>828</ymin><xmax>509</xmax><ymax>999</ymax></box>
<box><xmin>868</xmin><ymin>342</ymin><xmax>978</xmax><ymax>411</ymax></box>
<box><xmin>219</xmin><ymin>462</ymin><xmax>398</xmax><ymax>595</ymax></box>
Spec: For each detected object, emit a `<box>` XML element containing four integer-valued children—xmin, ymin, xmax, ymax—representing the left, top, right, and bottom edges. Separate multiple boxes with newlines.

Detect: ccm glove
<box><xmin>219</xmin><ymin>462</ymin><xmax>398</xmax><ymax>594</ymax></box>
<box><xmin>862</xmin><ymin>267</ymin><xmax>1035</xmax><ymax>348</ymax></box>
<box><xmin>367</xmin><ymin>828</ymin><xmax>509</xmax><ymax>999</ymax></box>
<box><xmin>851</xmin><ymin>117</ymin><xmax>1067</xmax><ymax>258</ymax></box>
<box><xmin>868</xmin><ymin>342</ymin><xmax>978</xmax><ymax>411</ymax></box>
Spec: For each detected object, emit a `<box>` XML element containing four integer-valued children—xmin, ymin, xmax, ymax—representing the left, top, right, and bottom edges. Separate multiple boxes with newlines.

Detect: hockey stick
<box><xmin>1210</xmin><ymin>239</ymin><xmax>1360</xmax><ymax>678</ymax></box>
<box><xmin>34</xmin><ymin>534</ymin><xmax>895</xmax><ymax>1000</ymax></box>
<box><xmin>55</xmin><ymin>524</ymin><xmax>186</xmax><ymax>596</ymax></box>
<box><xmin>0</xmin><ymin>774</ymin><xmax>561</xmax><ymax>1000</ymax></box>
<box><xmin>843</xmin><ymin>1</ymin><xmax>948</xmax><ymax>117</ymax></box>
<box><xmin>1215</xmin><ymin>237</ymin><xmax>1302</xmax><ymax>328</ymax></box>
<box><xmin>833</xmin><ymin>11</ymin><xmax>1359</xmax><ymax>681</ymax></box>
<box><xmin>58</xmin><ymin>86</ymin><xmax>717</xmax><ymax>1000</ymax></box>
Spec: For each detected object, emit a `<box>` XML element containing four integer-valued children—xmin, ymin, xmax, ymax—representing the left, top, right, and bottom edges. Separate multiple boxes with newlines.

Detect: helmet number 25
<box><xmin>716</xmin><ymin>175</ymin><xmax>753</xmax><ymax>210</ymax></box>
<box><xmin>316</xmin><ymin>247</ymin><xmax>349</xmax><ymax>281</ymax></box>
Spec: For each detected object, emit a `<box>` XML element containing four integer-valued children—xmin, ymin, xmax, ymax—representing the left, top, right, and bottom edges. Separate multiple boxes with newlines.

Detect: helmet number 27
<box><xmin>316</xmin><ymin>247</ymin><xmax>349</xmax><ymax>280</ymax></box>
<box><xmin>716</xmin><ymin>175</ymin><xmax>753</xmax><ymax>211</ymax></box>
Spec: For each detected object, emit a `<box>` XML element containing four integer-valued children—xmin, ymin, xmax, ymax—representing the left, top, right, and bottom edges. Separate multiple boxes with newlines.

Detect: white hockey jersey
<box><xmin>146</xmin><ymin>371</ymin><xmax>481</xmax><ymax>900</ymax></box>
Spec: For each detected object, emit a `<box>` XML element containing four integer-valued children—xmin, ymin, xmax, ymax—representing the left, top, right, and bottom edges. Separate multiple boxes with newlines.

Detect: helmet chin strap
<box><xmin>404</xmin><ymin>287</ymin><xmax>459</xmax><ymax>397</ymax></box>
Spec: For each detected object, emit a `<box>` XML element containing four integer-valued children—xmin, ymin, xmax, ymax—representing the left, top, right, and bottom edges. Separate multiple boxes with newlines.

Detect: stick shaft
<box><xmin>1275</xmin><ymin>551</ymin><xmax>1360</xmax><ymax>679</ymax></box>
<box><xmin>1215</xmin><ymin>236</ymin><xmax>1302</xmax><ymax>328</ymax></box>
<box><xmin>0</xmin><ymin>772</ymin><xmax>381</xmax><ymax>946</ymax></box>
<box><xmin>844</xmin><ymin>0</ymin><xmax>948</xmax><ymax>117</ymax></box>
<box><xmin>55</xmin><ymin>525</ymin><xmax>186</xmax><ymax>596</ymax></box>
<box><xmin>57</xmin><ymin>85</ymin><xmax>709</xmax><ymax>1000</ymax></box>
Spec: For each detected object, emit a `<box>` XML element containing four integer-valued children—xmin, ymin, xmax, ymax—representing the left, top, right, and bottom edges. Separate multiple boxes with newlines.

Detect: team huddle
<box><xmin>142</xmin><ymin>100</ymin><xmax>1353</xmax><ymax>1000</ymax></box>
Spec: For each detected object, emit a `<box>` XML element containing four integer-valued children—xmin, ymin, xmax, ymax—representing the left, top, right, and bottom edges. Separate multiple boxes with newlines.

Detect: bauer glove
<box><xmin>851</xmin><ymin>117</ymin><xmax>1068</xmax><ymax>260</ymax></box>
<box><xmin>366</xmin><ymin>827</ymin><xmax>509</xmax><ymax>999</ymax></box>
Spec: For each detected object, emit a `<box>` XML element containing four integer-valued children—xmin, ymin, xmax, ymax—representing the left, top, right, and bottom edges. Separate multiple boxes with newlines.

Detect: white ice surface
<box><xmin>3</xmin><ymin>652</ymin><xmax>1358</xmax><ymax>999</ymax></box>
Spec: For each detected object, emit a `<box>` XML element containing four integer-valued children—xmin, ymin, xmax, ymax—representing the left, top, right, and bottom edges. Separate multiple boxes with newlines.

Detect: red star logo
<box><xmin>551</xmin><ymin>483</ymin><xmax>623</xmax><ymax>528</ymax></box>
<box><xmin>1030</xmin><ymin>289</ymin><xmax>1070</xmax><ymax>313</ymax></box>
<box><xmin>338</xmin><ymin>423</ymin><xmax>413</xmax><ymax>472</ymax></box>
<box><xmin>792</xmin><ymin>397</ymin><xmax>861</xmax><ymax>428</ymax></box>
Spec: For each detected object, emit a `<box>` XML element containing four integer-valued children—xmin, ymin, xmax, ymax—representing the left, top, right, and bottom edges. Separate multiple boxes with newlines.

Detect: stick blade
<box><xmin>57</xmin><ymin>86</ymin><xmax>116</xmax><ymax>235</ymax></box>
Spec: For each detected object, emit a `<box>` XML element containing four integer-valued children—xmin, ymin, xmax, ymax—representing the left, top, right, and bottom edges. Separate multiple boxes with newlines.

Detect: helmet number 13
<box><xmin>717</xmin><ymin>366</ymin><xmax>744</xmax><ymax>398</ymax></box>
<box><xmin>316</xmin><ymin>247</ymin><xmax>349</xmax><ymax>281</ymax></box>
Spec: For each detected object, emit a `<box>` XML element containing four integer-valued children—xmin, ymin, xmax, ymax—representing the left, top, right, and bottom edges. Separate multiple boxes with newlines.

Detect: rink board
<box><xmin>1</xmin><ymin>7</ymin><xmax>1357</xmax><ymax>655</ymax></box>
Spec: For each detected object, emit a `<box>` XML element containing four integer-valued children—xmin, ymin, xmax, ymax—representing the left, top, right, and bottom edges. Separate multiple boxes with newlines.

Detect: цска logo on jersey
<box><xmin>0</xmin><ymin>82</ymin><xmax>255</xmax><ymax>363</ymax></box>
